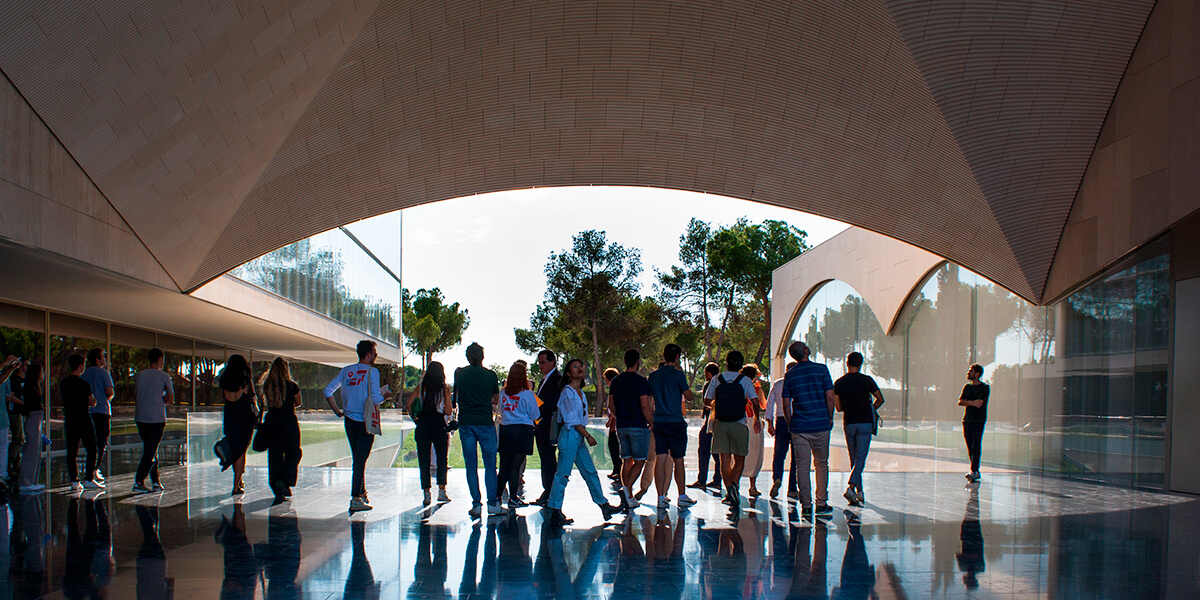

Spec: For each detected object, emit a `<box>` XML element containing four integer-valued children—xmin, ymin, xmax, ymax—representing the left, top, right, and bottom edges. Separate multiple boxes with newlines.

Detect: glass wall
<box><xmin>229</xmin><ymin>212</ymin><xmax>402</xmax><ymax>346</ymax></box>
<box><xmin>792</xmin><ymin>238</ymin><xmax>1170</xmax><ymax>489</ymax></box>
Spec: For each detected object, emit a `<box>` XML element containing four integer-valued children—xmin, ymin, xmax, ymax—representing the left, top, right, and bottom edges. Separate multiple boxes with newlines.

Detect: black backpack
<box><xmin>714</xmin><ymin>374</ymin><xmax>747</xmax><ymax>422</ymax></box>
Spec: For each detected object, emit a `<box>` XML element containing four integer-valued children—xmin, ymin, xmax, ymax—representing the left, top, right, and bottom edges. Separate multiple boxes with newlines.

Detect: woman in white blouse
<box><xmin>546</xmin><ymin>358</ymin><xmax>621</xmax><ymax>526</ymax></box>
<box><xmin>497</xmin><ymin>361</ymin><xmax>541</xmax><ymax>510</ymax></box>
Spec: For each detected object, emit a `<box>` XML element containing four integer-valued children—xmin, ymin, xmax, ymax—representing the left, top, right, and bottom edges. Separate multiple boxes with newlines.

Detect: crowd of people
<box><xmin>0</xmin><ymin>336</ymin><xmax>991</xmax><ymax>520</ymax></box>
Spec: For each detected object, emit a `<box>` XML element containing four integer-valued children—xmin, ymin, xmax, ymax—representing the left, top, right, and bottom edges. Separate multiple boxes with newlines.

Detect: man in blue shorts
<box><xmin>648</xmin><ymin>343</ymin><xmax>696</xmax><ymax>509</ymax></box>
<box><xmin>608</xmin><ymin>349</ymin><xmax>654</xmax><ymax>509</ymax></box>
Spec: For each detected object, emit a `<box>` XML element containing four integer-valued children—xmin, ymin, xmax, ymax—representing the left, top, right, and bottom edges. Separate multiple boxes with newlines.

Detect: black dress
<box><xmin>221</xmin><ymin>377</ymin><xmax>257</xmax><ymax>461</ymax></box>
<box><xmin>267</xmin><ymin>381</ymin><xmax>302</xmax><ymax>492</ymax></box>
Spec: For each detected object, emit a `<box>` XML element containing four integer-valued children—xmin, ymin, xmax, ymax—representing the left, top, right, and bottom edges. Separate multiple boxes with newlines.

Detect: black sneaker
<box><xmin>815</xmin><ymin>504</ymin><xmax>833</xmax><ymax>515</ymax></box>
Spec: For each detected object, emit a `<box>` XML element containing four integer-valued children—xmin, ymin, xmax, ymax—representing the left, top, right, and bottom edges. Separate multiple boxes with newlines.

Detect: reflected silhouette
<box><xmin>832</xmin><ymin>520</ymin><xmax>875</xmax><ymax>600</ymax></box>
<box><xmin>214</xmin><ymin>504</ymin><xmax>258</xmax><ymax>599</ymax></box>
<box><xmin>408</xmin><ymin>522</ymin><xmax>450</xmax><ymax>600</ymax></box>
<box><xmin>496</xmin><ymin>515</ymin><xmax>534</xmax><ymax>595</ymax></box>
<box><xmin>344</xmin><ymin>520</ymin><xmax>380</xmax><ymax>600</ymax></box>
<box><xmin>789</xmin><ymin>521</ymin><xmax>829</xmax><ymax>599</ymax></box>
<box><xmin>458</xmin><ymin>522</ymin><xmax>498</xmax><ymax>600</ymax></box>
<box><xmin>648</xmin><ymin>514</ymin><xmax>686</xmax><ymax>600</ymax></box>
<box><xmin>136</xmin><ymin>504</ymin><xmax>174</xmax><ymax>600</ymax></box>
<box><xmin>258</xmin><ymin>513</ymin><xmax>302</xmax><ymax>599</ymax></box>
<box><xmin>612</xmin><ymin>516</ymin><xmax>650</xmax><ymax>597</ymax></box>
<box><xmin>63</xmin><ymin>497</ymin><xmax>113</xmax><ymax>599</ymax></box>
<box><xmin>957</xmin><ymin>486</ymin><xmax>985</xmax><ymax>589</ymax></box>
<box><xmin>546</xmin><ymin>525</ymin><xmax>616</xmax><ymax>599</ymax></box>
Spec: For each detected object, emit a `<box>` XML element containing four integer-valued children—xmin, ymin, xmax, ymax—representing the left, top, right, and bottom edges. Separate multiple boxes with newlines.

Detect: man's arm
<box><xmin>824</xmin><ymin>389</ymin><xmax>835</xmax><ymax>420</ymax></box>
<box><xmin>324</xmin><ymin>371</ymin><xmax>344</xmax><ymax>416</ymax></box>
<box><xmin>833</xmin><ymin>392</ymin><xmax>843</xmax><ymax>412</ymax></box>
<box><xmin>640</xmin><ymin>394</ymin><xmax>654</xmax><ymax>424</ymax></box>
<box><xmin>87</xmin><ymin>391</ymin><xmax>95</xmax><ymax>408</ymax></box>
<box><xmin>871</xmin><ymin>390</ymin><xmax>885</xmax><ymax>410</ymax></box>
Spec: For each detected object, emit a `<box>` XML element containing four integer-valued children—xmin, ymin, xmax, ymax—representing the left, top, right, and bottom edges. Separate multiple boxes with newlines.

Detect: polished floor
<box><xmin>2</xmin><ymin>464</ymin><xmax>1198</xmax><ymax>599</ymax></box>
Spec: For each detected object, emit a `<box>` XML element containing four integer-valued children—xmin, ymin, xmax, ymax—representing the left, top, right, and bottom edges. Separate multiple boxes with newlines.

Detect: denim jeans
<box><xmin>548</xmin><ymin>427</ymin><xmax>608</xmax><ymax>510</ymax></box>
<box><xmin>344</xmin><ymin>417</ymin><xmax>375</xmax><ymax>498</ymax></box>
<box><xmin>19</xmin><ymin>411</ymin><xmax>42</xmax><ymax>487</ymax></box>
<box><xmin>790</xmin><ymin>429</ymin><xmax>830</xmax><ymax>506</ymax></box>
<box><xmin>771</xmin><ymin>416</ymin><xmax>798</xmax><ymax>492</ymax></box>
<box><xmin>843</xmin><ymin>422</ymin><xmax>873</xmax><ymax>489</ymax></box>
<box><xmin>963</xmin><ymin>421</ymin><xmax>985</xmax><ymax>472</ymax></box>
<box><xmin>459</xmin><ymin>424</ymin><xmax>498</xmax><ymax>504</ymax></box>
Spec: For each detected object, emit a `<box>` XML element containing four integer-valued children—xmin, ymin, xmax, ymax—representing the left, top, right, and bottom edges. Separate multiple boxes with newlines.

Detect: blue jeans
<box><xmin>548</xmin><ymin>427</ymin><xmax>608</xmax><ymax>510</ymax></box>
<box><xmin>771</xmin><ymin>416</ymin><xmax>798</xmax><ymax>491</ymax></box>
<box><xmin>844</xmin><ymin>423</ymin><xmax>873</xmax><ymax>489</ymax></box>
<box><xmin>459</xmin><ymin>424</ymin><xmax>498</xmax><ymax>504</ymax></box>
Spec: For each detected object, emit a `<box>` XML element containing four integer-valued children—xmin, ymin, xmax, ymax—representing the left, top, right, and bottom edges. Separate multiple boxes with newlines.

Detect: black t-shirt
<box><xmin>21</xmin><ymin>378</ymin><xmax>42</xmax><ymax>414</ymax></box>
<box><xmin>610</xmin><ymin>371</ymin><xmax>652</xmax><ymax>428</ymax></box>
<box><xmin>834</xmin><ymin>372</ymin><xmax>879</xmax><ymax>425</ymax></box>
<box><xmin>60</xmin><ymin>374</ymin><xmax>92</xmax><ymax>420</ymax></box>
<box><xmin>960</xmin><ymin>383</ymin><xmax>990</xmax><ymax>423</ymax></box>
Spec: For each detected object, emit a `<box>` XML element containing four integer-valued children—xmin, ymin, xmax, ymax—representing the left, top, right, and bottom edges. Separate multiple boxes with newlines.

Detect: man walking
<box><xmin>648</xmin><ymin>343</ymin><xmax>697</xmax><ymax>509</ymax></box>
<box><xmin>765</xmin><ymin>361</ymin><xmax>799</xmax><ymax>499</ymax></box>
<box><xmin>959</xmin><ymin>364</ymin><xmax>989</xmax><ymax>482</ymax></box>
<box><xmin>324</xmin><ymin>340</ymin><xmax>391</xmax><ymax>513</ymax></box>
<box><xmin>608</xmin><ymin>349</ymin><xmax>653</xmax><ymax>509</ymax></box>
<box><xmin>82</xmin><ymin>348</ymin><xmax>114</xmax><ymax>483</ymax></box>
<box><xmin>532</xmin><ymin>349</ymin><xmax>562</xmax><ymax>506</ymax></box>
<box><xmin>61</xmin><ymin>354</ymin><xmax>102</xmax><ymax>491</ymax></box>
<box><xmin>133</xmin><ymin>348</ymin><xmax>174</xmax><ymax>494</ymax></box>
<box><xmin>705</xmin><ymin>350</ymin><xmax>758</xmax><ymax>507</ymax></box>
<box><xmin>781</xmin><ymin>341</ymin><xmax>835</xmax><ymax>516</ymax></box>
<box><xmin>454</xmin><ymin>342</ymin><xmax>501</xmax><ymax>517</ymax></box>
<box><xmin>834</xmin><ymin>352</ymin><xmax>884</xmax><ymax>505</ymax></box>
<box><xmin>687</xmin><ymin>362</ymin><xmax>722</xmax><ymax>490</ymax></box>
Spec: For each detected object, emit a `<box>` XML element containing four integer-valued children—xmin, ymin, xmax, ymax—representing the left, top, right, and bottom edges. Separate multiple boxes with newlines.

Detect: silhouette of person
<box><xmin>788</xmin><ymin>520</ymin><xmax>829</xmax><ymax>599</ymax></box>
<box><xmin>408</xmin><ymin>522</ymin><xmax>450</xmax><ymax>600</ymax></box>
<box><xmin>344</xmin><ymin>520</ymin><xmax>380</xmax><ymax>600</ymax></box>
<box><xmin>496</xmin><ymin>515</ymin><xmax>534</xmax><ymax>596</ymax></box>
<box><xmin>63</xmin><ymin>497</ymin><xmax>100</xmax><ymax>599</ymax></box>
<box><xmin>957</xmin><ymin>487</ymin><xmax>986</xmax><ymax>589</ymax></box>
<box><xmin>215</xmin><ymin>504</ymin><xmax>257</xmax><ymax>600</ymax></box>
<box><xmin>259</xmin><ymin>513</ymin><xmax>302</xmax><ymax>599</ymax></box>
<box><xmin>832</xmin><ymin>519</ymin><xmax>874</xmax><ymax>599</ymax></box>
<box><xmin>137</xmin><ymin>504</ymin><xmax>174</xmax><ymax>600</ymax></box>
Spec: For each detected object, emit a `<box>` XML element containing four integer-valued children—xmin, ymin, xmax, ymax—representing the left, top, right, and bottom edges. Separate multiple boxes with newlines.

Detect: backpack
<box><xmin>714</xmin><ymin>374</ymin><xmax>748</xmax><ymax>422</ymax></box>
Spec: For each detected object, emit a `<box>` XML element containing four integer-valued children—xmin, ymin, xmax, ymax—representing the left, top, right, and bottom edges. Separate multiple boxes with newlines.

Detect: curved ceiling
<box><xmin>0</xmin><ymin>0</ymin><xmax>1153</xmax><ymax>302</ymax></box>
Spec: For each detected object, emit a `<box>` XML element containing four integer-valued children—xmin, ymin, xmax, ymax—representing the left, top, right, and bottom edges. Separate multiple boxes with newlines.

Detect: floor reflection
<box><xmin>0</xmin><ymin>468</ymin><xmax>1197</xmax><ymax>599</ymax></box>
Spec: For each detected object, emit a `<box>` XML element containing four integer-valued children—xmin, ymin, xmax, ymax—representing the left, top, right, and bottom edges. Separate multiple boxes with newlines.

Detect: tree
<box><xmin>534</xmin><ymin>230</ymin><xmax>642</xmax><ymax>409</ymax></box>
<box><xmin>402</xmin><ymin>287</ymin><xmax>470</xmax><ymax>370</ymax></box>
<box><xmin>708</xmin><ymin>219</ymin><xmax>809</xmax><ymax>366</ymax></box>
<box><xmin>655</xmin><ymin>218</ymin><xmax>725</xmax><ymax>362</ymax></box>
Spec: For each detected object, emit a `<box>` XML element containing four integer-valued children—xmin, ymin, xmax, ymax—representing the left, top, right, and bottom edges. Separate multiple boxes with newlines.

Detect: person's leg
<box><xmin>268</xmin><ymin>441</ymin><xmax>283</xmax><ymax>495</ymax></box>
<box><xmin>82</xmin><ymin>420</ymin><xmax>97</xmax><ymax>481</ymax></box>
<box><xmin>847</xmin><ymin>424</ymin><xmax>871</xmax><ymax>492</ymax></box>
<box><xmin>416</xmin><ymin>427</ymin><xmax>433</xmax><ymax>491</ymax></box>
<box><xmin>135</xmin><ymin>422</ymin><xmax>152</xmax><ymax>484</ymax></box>
<box><xmin>479</xmin><ymin>425</ymin><xmax>499</xmax><ymax>505</ymax></box>
<box><xmin>696</xmin><ymin>427</ymin><xmax>712</xmax><ymax>484</ymax></box>
<box><xmin>20</xmin><ymin>411</ymin><xmax>42</xmax><ymax>487</ymax></box>
<box><xmin>772</xmin><ymin>417</ymin><xmax>789</xmax><ymax>485</ymax></box>
<box><xmin>653</xmin><ymin>426</ymin><xmax>671</xmax><ymax>498</ymax></box>
<box><xmin>0</xmin><ymin>428</ymin><xmax>8</xmax><ymax>488</ymax></box>
<box><xmin>65</xmin><ymin>422</ymin><xmax>81</xmax><ymax>482</ymax></box>
<box><xmin>966</xmin><ymin>422</ymin><xmax>984</xmax><ymax>473</ymax></box>
<box><xmin>548</xmin><ymin>429</ymin><xmax>581</xmax><ymax>510</ymax></box>
<box><xmin>790</xmin><ymin>432</ymin><xmax>814</xmax><ymax>506</ymax></box>
<box><xmin>286</xmin><ymin>426</ymin><xmax>302</xmax><ymax>488</ymax></box>
<box><xmin>574</xmin><ymin>438</ymin><xmax>610</xmax><ymax>506</ymax></box>
<box><xmin>607</xmin><ymin>428</ymin><xmax>621</xmax><ymax>477</ymax></box>
<box><xmin>535</xmin><ymin>422</ymin><xmax>557</xmax><ymax>501</ymax></box>
<box><xmin>7</xmin><ymin>412</ymin><xmax>22</xmax><ymax>480</ymax></box>
<box><xmin>433</xmin><ymin>428</ymin><xmax>449</xmax><ymax>489</ymax></box>
<box><xmin>460</xmin><ymin>425</ymin><xmax>482</xmax><ymax>504</ymax></box>
<box><xmin>344</xmin><ymin>417</ymin><xmax>369</xmax><ymax>498</ymax></box>
<box><xmin>496</xmin><ymin>452</ymin><xmax>514</xmax><ymax>500</ymax></box>
<box><xmin>810</xmin><ymin>431</ymin><xmax>830</xmax><ymax>506</ymax></box>
<box><xmin>673</xmin><ymin>457</ymin><xmax>686</xmax><ymax>495</ymax></box>
<box><xmin>232</xmin><ymin>454</ymin><xmax>246</xmax><ymax>491</ymax></box>
<box><xmin>91</xmin><ymin>413</ymin><xmax>110</xmax><ymax>471</ymax></box>
<box><xmin>143</xmin><ymin>422</ymin><xmax>165</xmax><ymax>484</ymax></box>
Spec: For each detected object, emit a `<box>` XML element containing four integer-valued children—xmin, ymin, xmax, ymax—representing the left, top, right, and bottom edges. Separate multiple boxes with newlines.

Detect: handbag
<box><xmin>252</xmin><ymin>411</ymin><xmax>271</xmax><ymax>452</ymax></box>
<box><xmin>364</xmin><ymin>398</ymin><xmax>382</xmax><ymax>436</ymax></box>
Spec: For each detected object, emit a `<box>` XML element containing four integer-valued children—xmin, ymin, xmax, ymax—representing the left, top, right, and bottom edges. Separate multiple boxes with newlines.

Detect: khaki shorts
<box><xmin>710</xmin><ymin>420</ymin><xmax>749</xmax><ymax>456</ymax></box>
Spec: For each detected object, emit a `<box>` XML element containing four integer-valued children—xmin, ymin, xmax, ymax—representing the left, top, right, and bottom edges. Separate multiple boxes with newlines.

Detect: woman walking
<box><xmin>741</xmin><ymin>364</ymin><xmax>768</xmax><ymax>498</ymax></box>
<box><xmin>406</xmin><ymin>361</ymin><xmax>454</xmax><ymax>505</ymax></box>
<box><xmin>260</xmin><ymin>357</ymin><xmax>302</xmax><ymax>505</ymax></box>
<box><xmin>17</xmin><ymin>363</ymin><xmax>44</xmax><ymax>492</ymax></box>
<box><xmin>217</xmin><ymin>354</ymin><xmax>259</xmax><ymax>496</ymax></box>
<box><xmin>497</xmin><ymin>361</ymin><xmax>540</xmax><ymax>510</ymax></box>
<box><xmin>546</xmin><ymin>359</ymin><xmax>620</xmax><ymax>526</ymax></box>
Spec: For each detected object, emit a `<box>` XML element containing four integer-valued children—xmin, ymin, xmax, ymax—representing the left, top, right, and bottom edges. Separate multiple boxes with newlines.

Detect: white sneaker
<box><xmin>70</xmin><ymin>481</ymin><xmax>83</xmax><ymax>492</ymax></box>
<box><xmin>487</xmin><ymin>502</ymin><xmax>505</xmax><ymax>515</ymax></box>
<box><xmin>151</xmin><ymin>482</ymin><xmax>165</xmax><ymax>492</ymax></box>
<box><xmin>349</xmin><ymin>497</ymin><xmax>373</xmax><ymax>513</ymax></box>
<box><xmin>93</xmin><ymin>471</ymin><xmax>105</xmax><ymax>484</ymax></box>
<box><xmin>677</xmin><ymin>494</ymin><xmax>697</xmax><ymax>507</ymax></box>
<box><xmin>469</xmin><ymin>503</ymin><xmax>482</xmax><ymax>518</ymax></box>
<box><xmin>657</xmin><ymin>496</ymin><xmax>670</xmax><ymax>509</ymax></box>
<box><xmin>83</xmin><ymin>480</ymin><xmax>104</xmax><ymax>490</ymax></box>
<box><xmin>624</xmin><ymin>490</ymin><xmax>640</xmax><ymax>508</ymax></box>
<box><xmin>438</xmin><ymin>489</ymin><xmax>450</xmax><ymax>503</ymax></box>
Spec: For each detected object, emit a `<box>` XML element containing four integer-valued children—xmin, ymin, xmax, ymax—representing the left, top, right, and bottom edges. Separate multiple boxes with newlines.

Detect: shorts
<box><xmin>652</xmin><ymin>421</ymin><xmax>688</xmax><ymax>458</ymax></box>
<box><xmin>617</xmin><ymin>427</ymin><xmax>650</xmax><ymax>460</ymax></box>
<box><xmin>710</xmin><ymin>420</ymin><xmax>749</xmax><ymax>456</ymax></box>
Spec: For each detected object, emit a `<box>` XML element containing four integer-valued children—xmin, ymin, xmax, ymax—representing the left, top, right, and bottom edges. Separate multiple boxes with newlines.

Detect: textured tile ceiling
<box><xmin>0</xmin><ymin>0</ymin><xmax>1154</xmax><ymax>302</ymax></box>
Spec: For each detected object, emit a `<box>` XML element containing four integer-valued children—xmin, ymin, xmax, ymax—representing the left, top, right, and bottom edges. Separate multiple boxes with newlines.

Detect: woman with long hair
<box><xmin>217</xmin><ymin>354</ymin><xmax>259</xmax><ymax>495</ymax></box>
<box><xmin>17</xmin><ymin>363</ymin><xmax>45</xmax><ymax>492</ymax></box>
<box><xmin>546</xmin><ymin>358</ymin><xmax>620</xmax><ymax>525</ymax></box>
<box><xmin>741</xmin><ymin>364</ymin><xmax>768</xmax><ymax>498</ymax></box>
<box><xmin>260</xmin><ymin>357</ymin><xmax>302</xmax><ymax>505</ymax></box>
<box><xmin>406</xmin><ymin>361</ymin><xmax>454</xmax><ymax>505</ymax></box>
<box><xmin>496</xmin><ymin>361</ymin><xmax>540</xmax><ymax>510</ymax></box>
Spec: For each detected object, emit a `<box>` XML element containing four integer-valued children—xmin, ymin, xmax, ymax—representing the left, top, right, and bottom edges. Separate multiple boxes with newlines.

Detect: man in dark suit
<box><xmin>531</xmin><ymin>349</ymin><xmax>562</xmax><ymax>506</ymax></box>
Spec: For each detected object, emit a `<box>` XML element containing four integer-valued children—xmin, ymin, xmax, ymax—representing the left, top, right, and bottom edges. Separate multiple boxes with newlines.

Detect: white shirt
<box><xmin>499</xmin><ymin>389</ymin><xmax>540</xmax><ymax>426</ymax></box>
<box><xmin>324</xmin><ymin>363</ymin><xmax>383</xmax><ymax>422</ymax></box>
<box><xmin>557</xmin><ymin>386</ymin><xmax>589</xmax><ymax>428</ymax></box>
<box><xmin>765</xmin><ymin>376</ymin><xmax>787</xmax><ymax>419</ymax></box>
<box><xmin>703</xmin><ymin>371</ymin><xmax>757</xmax><ymax>402</ymax></box>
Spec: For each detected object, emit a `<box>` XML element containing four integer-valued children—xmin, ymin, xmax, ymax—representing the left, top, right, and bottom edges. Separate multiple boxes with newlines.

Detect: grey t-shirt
<box><xmin>83</xmin><ymin>366</ymin><xmax>115</xmax><ymax>415</ymax></box>
<box><xmin>134</xmin><ymin>368</ymin><xmax>173</xmax><ymax>423</ymax></box>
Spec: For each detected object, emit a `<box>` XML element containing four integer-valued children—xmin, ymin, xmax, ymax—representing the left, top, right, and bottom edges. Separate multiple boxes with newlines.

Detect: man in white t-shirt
<box><xmin>703</xmin><ymin>351</ymin><xmax>759</xmax><ymax>508</ymax></box>
<box><xmin>325</xmin><ymin>340</ymin><xmax>393</xmax><ymax>514</ymax></box>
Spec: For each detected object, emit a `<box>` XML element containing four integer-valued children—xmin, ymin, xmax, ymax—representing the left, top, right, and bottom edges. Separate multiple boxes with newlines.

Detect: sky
<box><xmin>393</xmin><ymin>186</ymin><xmax>848</xmax><ymax>370</ymax></box>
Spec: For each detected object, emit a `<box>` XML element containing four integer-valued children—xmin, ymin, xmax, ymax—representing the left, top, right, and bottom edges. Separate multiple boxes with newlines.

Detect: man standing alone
<box><xmin>834</xmin><ymin>352</ymin><xmax>884</xmax><ymax>505</ymax></box>
<box><xmin>532</xmin><ymin>349</ymin><xmax>562</xmax><ymax>506</ymax></box>
<box><xmin>455</xmin><ymin>342</ymin><xmax>501</xmax><ymax>517</ymax></box>
<box><xmin>959</xmin><ymin>364</ymin><xmax>989</xmax><ymax>482</ymax></box>
<box><xmin>324</xmin><ymin>340</ymin><xmax>391</xmax><ymax>513</ymax></box>
<box><xmin>781</xmin><ymin>341</ymin><xmax>835</xmax><ymax>516</ymax></box>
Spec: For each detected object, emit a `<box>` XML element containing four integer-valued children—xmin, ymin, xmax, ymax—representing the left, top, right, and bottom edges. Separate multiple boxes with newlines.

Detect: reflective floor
<box><xmin>2</xmin><ymin>465</ymin><xmax>1198</xmax><ymax>599</ymax></box>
